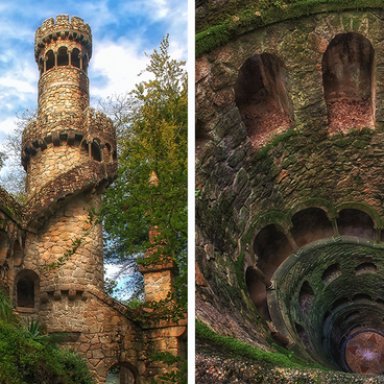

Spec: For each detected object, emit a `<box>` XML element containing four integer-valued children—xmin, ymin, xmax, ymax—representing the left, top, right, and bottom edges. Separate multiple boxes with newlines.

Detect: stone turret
<box><xmin>21</xmin><ymin>15</ymin><xmax>117</xmax><ymax>293</ymax></box>
<box><xmin>22</xmin><ymin>15</ymin><xmax>116</xmax><ymax>196</ymax></box>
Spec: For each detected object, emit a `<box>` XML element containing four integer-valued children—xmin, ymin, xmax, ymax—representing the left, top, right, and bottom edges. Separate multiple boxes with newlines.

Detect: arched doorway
<box><xmin>106</xmin><ymin>363</ymin><xmax>137</xmax><ymax>384</ymax></box>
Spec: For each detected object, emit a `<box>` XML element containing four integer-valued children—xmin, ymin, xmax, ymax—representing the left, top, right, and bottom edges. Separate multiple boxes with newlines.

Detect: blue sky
<box><xmin>0</xmin><ymin>0</ymin><xmax>187</xmax><ymax>141</ymax></box>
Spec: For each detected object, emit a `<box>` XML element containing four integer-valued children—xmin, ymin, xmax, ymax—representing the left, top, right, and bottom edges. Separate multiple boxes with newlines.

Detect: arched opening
<box><xmin>322</xmin><ymin>263</ymin><xmax>342</xmax><ymax>286</ymax></box>
<box><xmin>91</xmin><ymin>141</ymin><xmax>102</xmax><ymax>162</ymax></box>
<box><xmin>106</xmin><ymin>363</ymin><xmax>136</xmax><ymax>384</ymax></box>
<box><xmin>291</xmin><ymin>208</ymin><xmax>333</xmax><ymax>247</ymax></box>
<box><xmin>331</xmin><ymin>297</ymin><xmax>349</xmax><ymax>311</ymax></box>
<box><xmin>352</xmin><ymin>293</ymin><xmax>372</xmax><ymax>302</ymax></box>
<box><xmin>299</xmin><ymin>281</ymin><xmax>315</xmax><ymax>314</ymax></box>
<box><xmin>253</xmin><ymin>224</ymin><xmax>293</xmax><ymax>281</ymax></box>
<box><xmin>245</xmin><ymin>266</ymin><xmax>270</xmax><ymax>320</ymax></box>
<box><xmin>235</xmin><ymin>53</ymin><xmax>292</xmax><ymax>148</ymax></box>
<box><xmin>57</xmin><ymin>46</ymin><xmax>69</xmax><ymax>66</ymax></box>
<box><xmin>337</xmin><ymin>209</ymin><xmax>376</xmax><ymax>240</ymax></box>
<box><xmin>355</xmin><ymin>262</ymin><xmax>377</xmax><ymax>275</ymax></box>
<box><xmin>15</xmin><ymin>270</ymin><xmax>39</xmax><ymax>309</ymax></box>
<box><xmin>45</xmin><ymin>50</ymin><xmax>54</xmax><ymax>71</ymax></box>
<box><xmin>322</xmin><ymin>33</ymin><xmax>375</xmax><ymax>133</ymax></box>
<box><xmin>71</xmin><ymin>48</ymin><xmax>81</xmax><ymax>68</ymax></box>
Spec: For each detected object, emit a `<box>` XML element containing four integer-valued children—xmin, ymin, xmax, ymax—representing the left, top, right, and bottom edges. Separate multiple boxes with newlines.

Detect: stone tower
<box><xmin>0</xmin><ymin>15</ymin><xmax>187</xmax><ymax>384</ymax></box>
<box><xmin>196</xmin><ymin>2</ymin><xmax>384</xmax><ymax>383</ymax></box>
<box><xmin>21</xmin><ymin>15</ymin><xmax>116</xmax><ymax>291</ymax></box>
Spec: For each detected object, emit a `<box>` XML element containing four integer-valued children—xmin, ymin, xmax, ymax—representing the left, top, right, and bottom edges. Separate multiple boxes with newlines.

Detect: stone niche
<box><xmin>322</xmin><ymin>32</ymin><xmax>375</xmax><ymax>134</ymax></box>
<box><xmin>234</xmin><ymin>53</ymin><xmax>293</xmax><ymax>148</ymax></box>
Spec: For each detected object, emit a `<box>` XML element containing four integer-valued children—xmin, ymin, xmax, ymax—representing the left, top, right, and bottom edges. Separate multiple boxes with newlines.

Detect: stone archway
<box><xmin>106</xmin><ymin>363</ymin><xmax>137</xmax><ymax>384</ymax></box>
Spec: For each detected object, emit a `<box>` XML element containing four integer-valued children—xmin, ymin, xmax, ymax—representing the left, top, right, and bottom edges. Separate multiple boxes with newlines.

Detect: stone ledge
<box><xmin>24</xmin><ymin>161</ymin><xmax>117</xmax><ymax>230</ymax></box>
<box><xmin>40</xmin><ymin>283</ymin><xmax>140</xmax><ymax>322</ymax></box>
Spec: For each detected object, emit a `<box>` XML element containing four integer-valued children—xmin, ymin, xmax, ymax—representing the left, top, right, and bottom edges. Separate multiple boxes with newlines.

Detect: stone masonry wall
<box><xmin>39</xmin><ymin>292</ymin><xmax>144</xmax><ymax>384</ymax></box>
<box><xmin>26</xmin><ymin>144</ymin><xmax>89</xmax><ymax>195</ymax></box>
<box><xmin>38</xmin><ymin>67</ymin><xmax>89</xmax><ymax>131</ymax></box>
<box><xmin>24</xmin><ymin>192</ymin><xmax>104</xmax><ymax>290</ymax></box>
<box><xmin>196</xmin><ymin>8</ymin><xmax>384</xmax><ymax>348</ymax></box>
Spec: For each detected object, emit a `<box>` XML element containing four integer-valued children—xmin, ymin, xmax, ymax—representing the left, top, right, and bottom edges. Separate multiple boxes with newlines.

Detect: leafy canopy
<box><xmin>102</xmin><ymin>36</ymin><xmax>187</xmax><ymax>305</ymax></box>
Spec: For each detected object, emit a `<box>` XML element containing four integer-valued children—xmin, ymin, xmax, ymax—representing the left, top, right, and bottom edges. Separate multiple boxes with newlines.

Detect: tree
<box><xmin>101</xmin><ymin>36</ymin><xmax>188</xmax><ymax>306</ymax></box>
<box><xmin>0</xmin><ymin>110</ymin><xmax>33</xmax><ymax>201</ymax></box>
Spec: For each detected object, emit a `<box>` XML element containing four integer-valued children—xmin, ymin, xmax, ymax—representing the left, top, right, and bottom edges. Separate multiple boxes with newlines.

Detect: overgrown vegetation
<box><xmin>196</xmin><ymin>0</ymin><xmax>384</xmax><ymax>56</ymax></box>
<box><xmin>196</xmin><ymin>320</ymin><xmax>323</xmax><ymax>369</ymax></box>
<box><xmin>150</xmin><ymin>352</ymin><xmax>187</xmax><ymax>384</ymax></box>
<box><xmin>0</xmin><ymin>292</ymin><xmax>94</xmax><ymax>384</ymax></box>
<box><xmin>102</xmin><ymin>36</ymin><xmax>187</xmax><ymax>307</ymax></box>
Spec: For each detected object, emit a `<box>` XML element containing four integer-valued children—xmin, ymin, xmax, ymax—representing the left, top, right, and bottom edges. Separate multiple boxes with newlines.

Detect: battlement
<box><xmin>35</xmin><ymin>15</ymin><xmax>92</xmax><ymax>62</ymax></box>
<box><xmin>21</xmin><ymin>111</ymin><xmax>116</xmax><ymax>173</ymax></box>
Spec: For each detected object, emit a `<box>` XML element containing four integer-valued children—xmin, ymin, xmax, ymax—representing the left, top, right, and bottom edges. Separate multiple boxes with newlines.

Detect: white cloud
<box><xmin>104</xmin><ymin>263</ymin><xmax>122</xmax><ymax>279</ymax></box>
<box><xmin>0</xmin><ymin>116</ymin><xmax>18</xmax><ymax>136</ymax></box>
<box><xmin>90</xmin><ymin>38</ymin><xmax>150</xmax><ymax>98</ymax></box>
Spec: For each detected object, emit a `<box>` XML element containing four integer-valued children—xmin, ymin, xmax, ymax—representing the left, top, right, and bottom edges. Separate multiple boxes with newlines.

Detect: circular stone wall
<box><xmin>268</xmin><ymin>238</ymin><xmax>384</xmax><ymax>372</ymax></box>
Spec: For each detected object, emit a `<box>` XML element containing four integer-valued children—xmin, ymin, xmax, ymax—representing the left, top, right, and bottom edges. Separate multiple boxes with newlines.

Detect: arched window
<box><xmin>253</xmin><ymin>224</ymin><xmax>293</xmax><ymax>281</ymax></box>
<box><xmin>322</xmin><ymin>33</ymin><xmax>375</xmax><ymax>133</ymax></box>
<box><xmin>15</xmin><ymin>270</ymin><xmax>39</xmax><ymax>309</ymax></box>
<box><xmin>57</xmin><ymin>46</ymin><xmax>69</xmax><ymax>66</ymax></box>
<box><xmin>322</xmin><ymin>263</ymin><xmax>341</xmax><ymax>286</ymax></box>
<box><xmin>336</xmin><ymin>208</ymin><xmax>376</xmax><ymax>240</ymax></box>
<box><xmin>91</xmin><ymin>141</ymin><xmax>102</xmax><ymax>162</ymax></box>
<box><xmin>46</xmin><ymin>50</ymin><xmax>54</xmax><ymax>71</ymax></box>
<box><xmin>71</xmin><ymin>48</ymin><xmax>80</xmax><ymax>68</ymax></box>
<box><xmin>291</xmin><ymin>208</ymin><xmax>333</xmax><ymax>247</ymax></box>
<box><xmin>235</xmin><ymin>53</ymin><xmax>292</xmax><ymax>148</ymax></box>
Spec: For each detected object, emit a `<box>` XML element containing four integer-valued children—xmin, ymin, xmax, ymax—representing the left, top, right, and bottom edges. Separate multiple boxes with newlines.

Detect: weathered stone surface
<box><xmin>197</xmin><ymin>3</ymin><xmax>384</xmax><ymax>382</ymax></box>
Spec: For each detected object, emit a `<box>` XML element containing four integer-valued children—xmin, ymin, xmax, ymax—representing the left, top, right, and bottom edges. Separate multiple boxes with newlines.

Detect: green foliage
<box><xmin>196</xmin><ymin>321</ymin><xmax>323</xmax><ymax>369</ymax></box>
<box><xmin>43</xmin><ymin>236</ymin><xmax>83</xmax><ymax>271</ymax></box>
<box><xmin>255</xmin><ymin>129</ymin><xmax>297</xmax><ymax>160</ymax></box>
<box><xmin>0</xmin><ymin>293</ymin><xmax>94</xmax><ymax>384</ymax></box>
<box><xmin>125</xmin><ymin>297</ymin><xmax>144</xmax><ymax>309</ymax></box>
<box><xmin>150</xmin><ymin>352</ymin><xmax>187</xmax><ymax>384</ymax></box>
<box><xmin>129</xmin><ymin>292</ymin><xmax>186</xmax><ymax>323</ymax></box>
<box><xmin>0</xmin><ymin>290</ymin><xmax>17</xmax><ymax>324</ymax></box>
<box><xmin>102</xmin><ymin>36</ymin><xmax>187</xmax><ymax>306</ymax></box>
<box><xmin>196</xmin><ymin>0</ymin><xmax>384</xmax><ymax>56</ymax></box>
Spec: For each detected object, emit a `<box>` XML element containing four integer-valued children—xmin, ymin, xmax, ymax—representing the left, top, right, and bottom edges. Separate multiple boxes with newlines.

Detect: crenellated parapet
<box><xmin>21</xmin><ymin>108</ymin><xmax>116</xmax><ymax>170</ymax></box>
<box><xmin>35</xmin><ymin>15</ymin><xmax>92</xmax><ymax>65</ymax></box>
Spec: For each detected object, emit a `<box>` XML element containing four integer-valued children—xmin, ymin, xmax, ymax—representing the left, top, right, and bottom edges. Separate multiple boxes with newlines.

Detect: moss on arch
<box><xmin>196</xmin><ymin>0</ymin><xmax>384</xmax><ymax>56</ymax></box>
